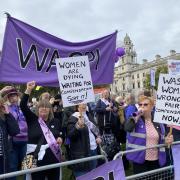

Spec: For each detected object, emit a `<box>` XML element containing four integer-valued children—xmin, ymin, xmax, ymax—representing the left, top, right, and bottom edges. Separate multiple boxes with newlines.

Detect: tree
<box><xmin>144</xmin><ymin>65</ymin><xmax>168</xmax><ymax>90</ymax></box>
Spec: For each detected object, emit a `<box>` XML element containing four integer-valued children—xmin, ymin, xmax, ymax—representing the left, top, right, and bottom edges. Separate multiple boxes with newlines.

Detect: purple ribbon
<box><xmin>38</xmin><ymin>118</ymin><xmax>61</xmax><ymax>161</ymax></box>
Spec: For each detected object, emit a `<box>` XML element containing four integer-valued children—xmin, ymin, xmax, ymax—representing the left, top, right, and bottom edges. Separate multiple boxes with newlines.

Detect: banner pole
<box><xmin>4</xmin><ymin>12</ymin><xmax>11</xmax><ymax>18</ymax></box>
<box><xmin>168</xmin><ymin>127</ymin><xmax>173</xmax><ymax>148</ymax></box>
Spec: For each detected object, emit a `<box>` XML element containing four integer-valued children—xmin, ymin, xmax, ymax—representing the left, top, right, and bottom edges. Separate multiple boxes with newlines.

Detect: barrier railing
<box><xmin>1</xmin><ymin>141</ymin><xmax>179</xmax><ymax>180</ymax></box>
<box><xmin>113</xmin><ymin>141</ymin><xmax>180</xmax><ymax>180</ymax></box>
<box><xmin>0</xmin><ymin>154</ymin><xmax>108</xmax><ymax>180</ymax></box>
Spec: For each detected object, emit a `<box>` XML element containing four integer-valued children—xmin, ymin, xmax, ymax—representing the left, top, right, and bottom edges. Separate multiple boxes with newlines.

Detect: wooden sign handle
<box><xmin>168</xmin><ymin>127</ymin><xmax>173</xmax><ymax>148</ymax></box>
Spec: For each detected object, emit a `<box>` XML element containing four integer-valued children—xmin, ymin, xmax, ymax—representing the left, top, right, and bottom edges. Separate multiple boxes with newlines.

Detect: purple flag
<box><xmin>76</xmin><ymin>159</ymin><xmax>125</xmax><ymax>180</ymax></box>
<box><xmin>172</xmin><ymin>144</ymin><xmax>180</xmax><ymax>180</ymax></box>
<box><xmin>0</xmin><ymin>16</ymin><xmax>117</xmax><ymax>87</ymax></box>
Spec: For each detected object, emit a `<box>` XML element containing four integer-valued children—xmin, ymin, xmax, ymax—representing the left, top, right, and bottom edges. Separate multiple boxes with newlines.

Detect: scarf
<box><xmin>38</xmin><ymin>118</ymin><xmax>61</xmax><ymax>161</ymax></box>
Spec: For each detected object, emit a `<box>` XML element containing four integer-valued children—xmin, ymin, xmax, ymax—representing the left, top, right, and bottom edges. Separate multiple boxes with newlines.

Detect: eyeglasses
<box><xmin>138</xmin><ymin>103</ymin><xmax>149</xmax><ymax>107</ymax></box>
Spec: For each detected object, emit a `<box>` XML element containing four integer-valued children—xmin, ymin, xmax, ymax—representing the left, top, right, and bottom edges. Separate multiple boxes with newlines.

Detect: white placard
<box><xmin>154</xmin><ymin>73</ymin><xmax>180</xmax><ymax>126</ymax></box>
<box><xmin>168</xmin><ymin>59</ymin><xmax>180</xmax><ymax>75</ymax></box>
<box><xmin>55</xmin><ymin>56</ymin><xmax>95</xmax><ymax>107</ymax></box>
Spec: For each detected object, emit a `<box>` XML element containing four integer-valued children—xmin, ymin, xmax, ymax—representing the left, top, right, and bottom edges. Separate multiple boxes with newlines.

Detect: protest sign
<box><xmin>168</xmin><ymin>59</ymin><xmax>180</xmax><ymax>75</ymax></box>
<box><xmin>154</xmin><ymin>74</ymin><xmax>180</xmax><ymax>126</ymax></box>
<box><xmin>76</xmin><ymin>159</ymin><xmax>125</xmax><ymax>180</ymax></box>
<box><xmin>0</xmin><ymin>16</ymin><xmax>117</xmax><ymax>87</ymax></box>
<box><xmin>172</xmin><ymin>144</ymin><xmax>180</xmax><ymax>180</ymax></box>
<box><xmin>56</xmin><ymin>56</ymin><xmax>95</xmax><ymax>107</ymax></box>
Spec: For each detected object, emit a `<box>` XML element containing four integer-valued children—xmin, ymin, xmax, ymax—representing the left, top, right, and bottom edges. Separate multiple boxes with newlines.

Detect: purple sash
<box><xmin>38</xmin><ymin>118</ymin><xmax>61</xmax><ymax>161</ymax></box>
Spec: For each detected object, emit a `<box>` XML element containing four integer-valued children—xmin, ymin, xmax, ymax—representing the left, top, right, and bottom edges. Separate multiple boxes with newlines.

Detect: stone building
<box><xmin>111</xmin><ymin>34</ymin><xmax>180</xmax><ymax>97</ymax></box>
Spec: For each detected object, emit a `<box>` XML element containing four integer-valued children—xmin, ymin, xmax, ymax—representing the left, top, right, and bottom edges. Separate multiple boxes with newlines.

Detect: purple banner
<box><xmin>0</xmin><ymin>16</ymin><xmax>117</xmax><ymax>87</ymax></box>
<box><xmin>172</xmin><ymin>144</ymin><xmax>180</xmax><ymax>180</ymax></box>
<box><xmin>76</xmin><ymin>159</ymin><xmax>125</xmax><ymax>180</ymax></box>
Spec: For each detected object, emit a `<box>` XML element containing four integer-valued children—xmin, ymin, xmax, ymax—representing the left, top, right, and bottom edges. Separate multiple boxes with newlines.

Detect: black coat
<box><xmin>20</xmin><ymin>94</ymin><xmax>64</xmax><ymax>165</ymax></box>
<box><xmin>67</xmin><ymin>113</ymin><xmax>97</xmax><ymax>171</ymax></box>
<box><xmin>0</xmin><ymin>114</ymin><xmax>20</xmax><ymax>175</ymax></box>
<box><xmin>95</xmin><ymin>99</ymin><xmax>119</xmax><ymax>135</ymax></box>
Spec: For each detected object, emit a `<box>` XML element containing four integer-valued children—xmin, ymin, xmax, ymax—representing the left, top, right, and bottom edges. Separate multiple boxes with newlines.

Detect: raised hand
<box><xmin>0</xmin><ymin>86</ymin><xmax>13</xmax><ymax>95</ymax></box>
<box><xmin>0</xmin><ymin>104</ymin><xmax>9</xmax><ymax>114</ymax></box>
<box><xmin>25</xmin><ymin>81</ymin><xmax>36</xmax><ymax>94</ymax></box>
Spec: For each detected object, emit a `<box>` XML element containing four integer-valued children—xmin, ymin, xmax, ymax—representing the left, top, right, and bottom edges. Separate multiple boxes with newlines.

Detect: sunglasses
<box><xmin>138</xmin><ymin>103</ymin><xmax>149</xmax><ymax>107</ymax></box>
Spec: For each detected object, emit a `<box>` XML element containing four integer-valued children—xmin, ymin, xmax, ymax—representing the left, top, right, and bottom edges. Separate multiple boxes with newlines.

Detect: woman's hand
<box><xmin>25</xmin><ymin>81</ymin><xmax>36</xmax><ymax>94</ymax></box>
<box><xmin>49</xmin><ymin>97</ymin><xmax>55</xmax><ymax>105</ymax></box>
<box><xmin>56</xmin><ymin>137</ymin><xmax>63</xmax><ymax>145</ymax></box>
<box><xmin>96</xmin><ymin>137</ymin><xmax>102</xmax><ymax>145</ymax></box>
<box><xmin>0</xmin><ymin>104</ymin><xmax>9</xmax><ymax>114</ymax></box>
<box><xmin>165</xmin><ymin>134</ymin><xmax>174</xmax><ymax>146</ymax></box>
<box><xmin>0</xmin><ymin>86</ymin><xmax>13</xmax><ymax>95</ymax></box>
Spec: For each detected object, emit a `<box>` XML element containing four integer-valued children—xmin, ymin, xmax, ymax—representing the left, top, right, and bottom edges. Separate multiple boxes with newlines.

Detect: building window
<box><xmin>133</xmin><ymin>83</ymin><xmax>135</xmax><ymax>89</ymax></box>
<box><xmin>132</xmin><ymin>75</ymin><xmax>134</xmax><ymax>79</ymax></box>
<box><xmin>122</xmin><ymin>66</ymin><xmax>124</xmax><ymax>70</ymax></box>
<box><xmin>137</xmin><ymin>74</ymin><xmax>139</xmax><ymax>78</ymax></box>
<box><xmin>143</xmin><ymin>73</ymin><xmax>145</xmax><ymax>77</ymax></box>
<box><xmin>138</xmin><ymin>82</ymin><xmax>140</xmax><ymax>88</ymax></box>
<box><xmin>123</xmin><ymin>77</ymin><xmax>125</xmax><ymax>81</ymax></box>
<box><xmin>123</xmin><ymin>84</ymin><xmax>125</xmax><ymax>90</ymax></box>
<box><xmin>143</xmin><ymin>81</ymin><xmax>146</xmax><ymax>87</ymax></box>
<box><xmin>122</xmin><ymin>57</ymin><xmax>124</xmax><ymax>64</ymax></box>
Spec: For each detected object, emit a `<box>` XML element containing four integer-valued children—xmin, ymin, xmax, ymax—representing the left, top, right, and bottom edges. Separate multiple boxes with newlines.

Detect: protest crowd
<box><xmin>0</xmin><ymin>15</ymin><xmax>179</xmax><ymax>180</ymax></box>
<box><xmin>0</xmin><ymin>83</ymin><xmax>175</xmax><ymax>180</ymax></box>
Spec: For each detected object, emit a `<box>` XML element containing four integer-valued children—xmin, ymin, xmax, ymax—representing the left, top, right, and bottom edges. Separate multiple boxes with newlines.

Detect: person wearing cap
<box><xmin>0</xmin><ymin>95</ymin><xmax>20</xmax><ymax>175</ymax></box>
<box><xmin>1</xmin><ymin>86</ymin><xmax>28</xmax><ymax>179</ymax></box>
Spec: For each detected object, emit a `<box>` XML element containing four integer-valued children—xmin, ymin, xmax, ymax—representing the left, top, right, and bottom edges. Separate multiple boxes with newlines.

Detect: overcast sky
<box><xmin>0</xmin><ymin>0</ymin><xmax>180</xmax><ymax>63</ymax></box>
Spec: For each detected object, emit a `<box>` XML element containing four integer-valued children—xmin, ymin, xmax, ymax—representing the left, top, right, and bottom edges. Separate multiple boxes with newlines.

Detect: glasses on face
<box><xmin>138</xmin><ymin>103</ymin><xmax>149</xmax><ymax>107</ymax></box>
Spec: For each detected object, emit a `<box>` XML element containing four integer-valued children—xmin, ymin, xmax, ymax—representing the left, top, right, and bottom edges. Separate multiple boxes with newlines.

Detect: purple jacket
<box><xmin>125</xmin><ymin>117</ymin><xmax>166</xmax><ymax>167</ymax></box>
<box><xmin>8</xmin><ymin>104</ymin><xmax>28</xmax><ymax>141</ymax></box>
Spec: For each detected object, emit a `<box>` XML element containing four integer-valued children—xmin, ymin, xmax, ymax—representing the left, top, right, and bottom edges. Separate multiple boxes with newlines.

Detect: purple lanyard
<box><xmin>38</xmin><ymin>118</ymin><xmax>61</xmax><ymax>162</ymax></box>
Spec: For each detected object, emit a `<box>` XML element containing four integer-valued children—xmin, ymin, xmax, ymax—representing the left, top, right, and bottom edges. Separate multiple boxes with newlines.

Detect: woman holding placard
<box><xmin>124</xmin><ymin>95</ymin><xmax>173</xmax><ymax>174</ymax></box>
<box><xmin>67</xmin><ymin>103</ymin><xmax>102</xmax><ymax>177</ymax></box>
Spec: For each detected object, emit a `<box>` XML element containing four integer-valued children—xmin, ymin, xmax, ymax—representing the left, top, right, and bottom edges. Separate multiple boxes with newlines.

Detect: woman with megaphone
<box><xmin>124</xmin><ymin>95</ymin><xmax>173</xmax><ymax>175</ymax></box>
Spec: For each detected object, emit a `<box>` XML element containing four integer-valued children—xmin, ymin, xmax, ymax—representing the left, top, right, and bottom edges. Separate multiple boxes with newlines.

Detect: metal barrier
<box><xmin>1</xmin><ymin>141</ymin><xmax>179</xmax><ymax>180</ymax></box>
<box><xmin>0</xmin><ymin>154</ymin><xmax>108</xmax><ymax>180</ymax></box>
<box><xmin>113</xmin><ymin>141</ymin><xmax>180</xmax><ymax>180</ymax></box>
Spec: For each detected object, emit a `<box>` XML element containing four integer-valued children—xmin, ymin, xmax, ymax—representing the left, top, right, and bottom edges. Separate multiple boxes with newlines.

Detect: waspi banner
<box><xmin>77</xmin><ymin>159</ymin><xmax>125</xmax><ymax>180</ymax></box>
<box><xmin>0</xmin><ymin>16</ymin><xmax>117</xmax><ymax>87</ymax></box>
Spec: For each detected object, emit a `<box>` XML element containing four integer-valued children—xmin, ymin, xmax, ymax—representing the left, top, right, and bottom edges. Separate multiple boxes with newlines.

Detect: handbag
<box><xmin>101</xmin><ymin>111</ymin><xmax>121</xmax><ymax>160</ymax></box>
<box><xmin>21</xmin><ymin>155</ymin><xmax>37</xmax><ymax>170</ymax></box>
<box><xmin>101</xmin><ymin>132</ymin><xmax>121</xmax><ymax>160</ymax></box>
<box><xmin>21</xmin><ymin>136</ymin><xmax>44</xmax><ymax>170</ymax></box>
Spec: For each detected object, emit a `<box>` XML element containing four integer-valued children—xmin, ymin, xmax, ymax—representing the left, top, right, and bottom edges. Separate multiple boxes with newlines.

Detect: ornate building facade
<box><xmin>111</xmin><ymin>34</ymin><xmax>180</xmax><ymax>97</ymax></box>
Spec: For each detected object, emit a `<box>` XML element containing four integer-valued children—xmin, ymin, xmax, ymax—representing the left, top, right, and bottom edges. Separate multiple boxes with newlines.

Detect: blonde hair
<box><xmin>138</xmin><ymin>95</ymin><xmax>154</xmax><ymax>106</ymax></box>
<box><xmin>35</xmin><ymin>100</ymin><xmax>54</xmax><ymax>120</ymax></box>
<box><xmin>39</xmin><ymin>92</ymin><xmax>50</xmax><ymax>101</ymax></box>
